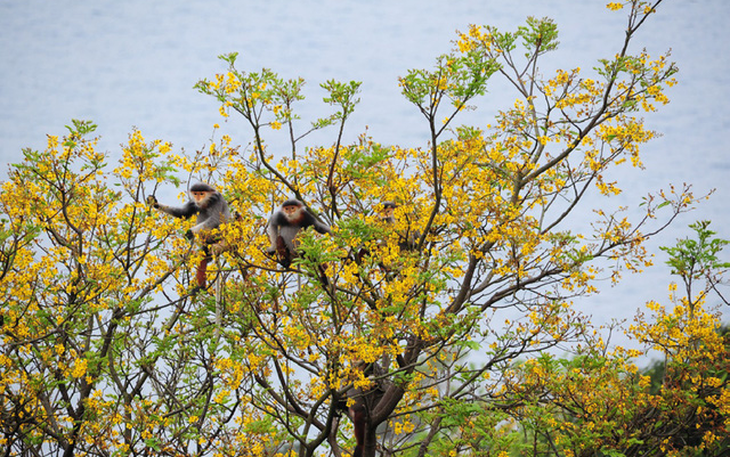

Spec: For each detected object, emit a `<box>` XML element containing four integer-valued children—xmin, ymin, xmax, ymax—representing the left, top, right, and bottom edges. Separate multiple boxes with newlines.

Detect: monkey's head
<box><xmin>381</xmin><ymin>201</ymin><xmax>397</xmax><ymax>219</ymax></box>
<box><xmin>190</xmin><ymin>183</ymin><xmax>216</xmax><ymax>208</ymax></box>
<box><xmin>281</xmin><ymin>199</ymin><xmax>304</xmax><ymax>219</ymax></box>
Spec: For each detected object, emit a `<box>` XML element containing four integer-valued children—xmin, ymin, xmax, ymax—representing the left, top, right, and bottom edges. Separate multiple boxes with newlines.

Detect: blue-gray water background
<box><xmin>1</xmin><ymin>0</ymin><xmax>728</xmax><ymax>356</ymax></box>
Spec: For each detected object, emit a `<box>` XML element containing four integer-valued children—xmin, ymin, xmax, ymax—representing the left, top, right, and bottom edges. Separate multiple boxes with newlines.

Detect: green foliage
<box><xmin>399</xmin><ymin>49</ymin><xmax>498</xmax><ymax>126</ymax></box>
<box><xmin>517</xmin><ymin>16</ymin><xmax>560</xmax><ymax>57</ymax></box>
<box><xmin>317</xmin><ymin>79</ymin><xmax>362</xmax><ymax>126</ymax></box>
<box><xmin>661</xmin><ymin>220</ymin><xmax>730</xmax><ymax>281</ymax></box>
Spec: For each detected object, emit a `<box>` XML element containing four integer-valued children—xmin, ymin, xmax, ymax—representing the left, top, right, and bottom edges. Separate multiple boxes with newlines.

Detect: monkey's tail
<box><xmin>196</xmin><ymin>257</ymin><xmax>209</xmax><ymax>288</ymax></box>
<box><xmin>276</xmin><ymin>235</ymin><xmax>292</xmax><ymax>268</ymax></box>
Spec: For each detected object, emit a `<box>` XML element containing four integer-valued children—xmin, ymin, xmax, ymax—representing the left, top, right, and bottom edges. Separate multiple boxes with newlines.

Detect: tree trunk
<box><xmin>359</xmin><ymin>422</ymin><xmax>378</xmax><ymax>457</ymax></box>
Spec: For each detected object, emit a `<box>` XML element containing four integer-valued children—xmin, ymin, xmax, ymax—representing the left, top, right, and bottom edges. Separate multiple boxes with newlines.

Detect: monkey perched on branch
<box><xmin>380</xmin><ymin>201</ymin><xmax>397</xmax><ymax>225</ymax></box>
<box><xmin>148</xmin><ymin>182</ymin><xmax>231</xmax><ymax>289</ymax></box>
<box><xmin>381</xmin><ymin>201</ymin><xmax>420</xmax><ymax>252</ymax></box>
<box><xmin>354</xmin><ymin>201</ymin><xmax>419</xmax><ymax>267</ymax></box>
<box><xmin>266</xmin><ymin>199</ymin><xmax>331</xmax><ymax>268</ymax></box>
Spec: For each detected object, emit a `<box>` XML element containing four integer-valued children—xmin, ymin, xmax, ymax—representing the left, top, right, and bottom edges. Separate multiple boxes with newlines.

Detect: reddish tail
<box><xmin>276</xmin><ymin>235</ymin><xmax>292</xmax><ymax>268</ymax></box>
<box><xmin>196</xmin><ymin>257</ymin><xmax>209</xmax><ymax>288</ymax></box>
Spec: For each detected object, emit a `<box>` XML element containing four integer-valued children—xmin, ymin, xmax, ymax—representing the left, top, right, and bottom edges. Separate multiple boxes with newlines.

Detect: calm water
<box><xmin>1</xmin><ymin>0</ymin><xmax>728</xmax><ymax>353</ymax></box>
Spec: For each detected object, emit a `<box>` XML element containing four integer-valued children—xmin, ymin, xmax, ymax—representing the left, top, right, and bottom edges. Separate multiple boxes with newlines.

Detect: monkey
<box><xmin>147</xmin><ymin>182</ymin><xmax>231</xmax><ymax>289</ymax></box>
<box><xmin>380</xmin><ymin>201</ymin><xmax>397</xmax><ymax>225</ymax></box>
<box><xmin>266</xmin><ymin>199</ymin><xmax>331</xmax><ymax>268</ymax></box>
<box><xmin>355</xmin><ymin>201</ymin><xmax>419</xmax><ymax>267</ymax></box>
<box><xmin>353</xmin><ymin>201</ymin><xmax>397</xmax><ymax>265</ymax></box>
<box><xmin>382</xmin><ymin>201</ymin><xmax>420</xmax><ymax>252</ymax></box>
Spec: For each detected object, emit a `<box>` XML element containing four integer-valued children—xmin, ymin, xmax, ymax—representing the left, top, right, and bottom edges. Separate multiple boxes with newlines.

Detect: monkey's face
<box><xmin>192</xmin><ymin>190</ymin><xmax>213</xmax><ymax>208</ymax></box>
<box><xmin>282</xmin><ymin>204</ymin><xmax>300</xmax><ymax>215</ymax></box>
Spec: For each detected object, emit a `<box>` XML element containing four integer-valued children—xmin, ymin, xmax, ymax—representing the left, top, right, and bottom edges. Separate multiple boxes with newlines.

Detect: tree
<box><xmin>491</xmin><ymin>222</ymin><xmax>729</xmax><ymax>457</ymax></box>
<box><xmin>0</xmin><ymin>1</ymin><xmax>703</xmax><ymax>456</ymax></box>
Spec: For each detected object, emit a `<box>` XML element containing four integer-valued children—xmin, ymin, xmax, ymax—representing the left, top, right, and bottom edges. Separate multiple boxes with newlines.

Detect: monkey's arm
<box><xmin>190</xmin><ymin>197</ymin><xmax>230</xmax><ymax>234</ymax></box>
<box><xmin>148</xmin><ymin>196</ymin><xmax>198</xmax><ymax>219</ymax></box>
<box><xmin>190</xmin><ymin>218</ymin><xmax>218</xmax><ymax>234</ymax></box>
<box><xmin>312</xmin><ymin>217</ymin><xmax>332</xmax><ymax>235</ymax></box>
<box><xmin>266</xmin><ymin>215</ymin><xmax>279</xmax><ymax>254</ymax></box>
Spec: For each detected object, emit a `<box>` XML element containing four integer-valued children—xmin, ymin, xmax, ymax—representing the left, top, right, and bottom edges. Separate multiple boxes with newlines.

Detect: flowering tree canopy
<box><xmin>2</xmin><ymin>1</ymin><xmax>727</xmax><ymax>456</ymax></box>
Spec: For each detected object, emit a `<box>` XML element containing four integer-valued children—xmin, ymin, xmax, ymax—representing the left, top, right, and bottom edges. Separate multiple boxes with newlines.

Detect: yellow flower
<box><xmin>607</xmin><ymin>2</ymin><xmax>624</xmax><ymax>11</ymax></box>
<box><xmin>71</xmin><ymin>358</ymin><xmax>88</xmax><ymax>378</ymax></box>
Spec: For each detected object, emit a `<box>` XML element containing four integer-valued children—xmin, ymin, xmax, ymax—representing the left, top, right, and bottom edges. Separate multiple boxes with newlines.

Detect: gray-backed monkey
<box><xmin>381</xmin><ymin>201</ymin><xmax>419</xmax><ymax>251</ymax></box>
<box><xmin>357</xmin><ymin>201</ymin><xmax>416</xmax><ymax>264</ymax></box>
<box><xmin>147</xmin><ymin>182</ymin><xmax>231</xmax><ymax>288</ymax></box>
<box><xmin>353</xmin><ymin>201</ymin><xmax>397</xmax><ymax>264</ymax></box>
<box><xmin>266</xmin><ymin>199</ymin><xmax>331</xmax><ymax>268</ymax></box>
<box><xmin>380</xmin><ymin>201</ymin><xmax>397</xmax><ymax>224</ymax></box>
